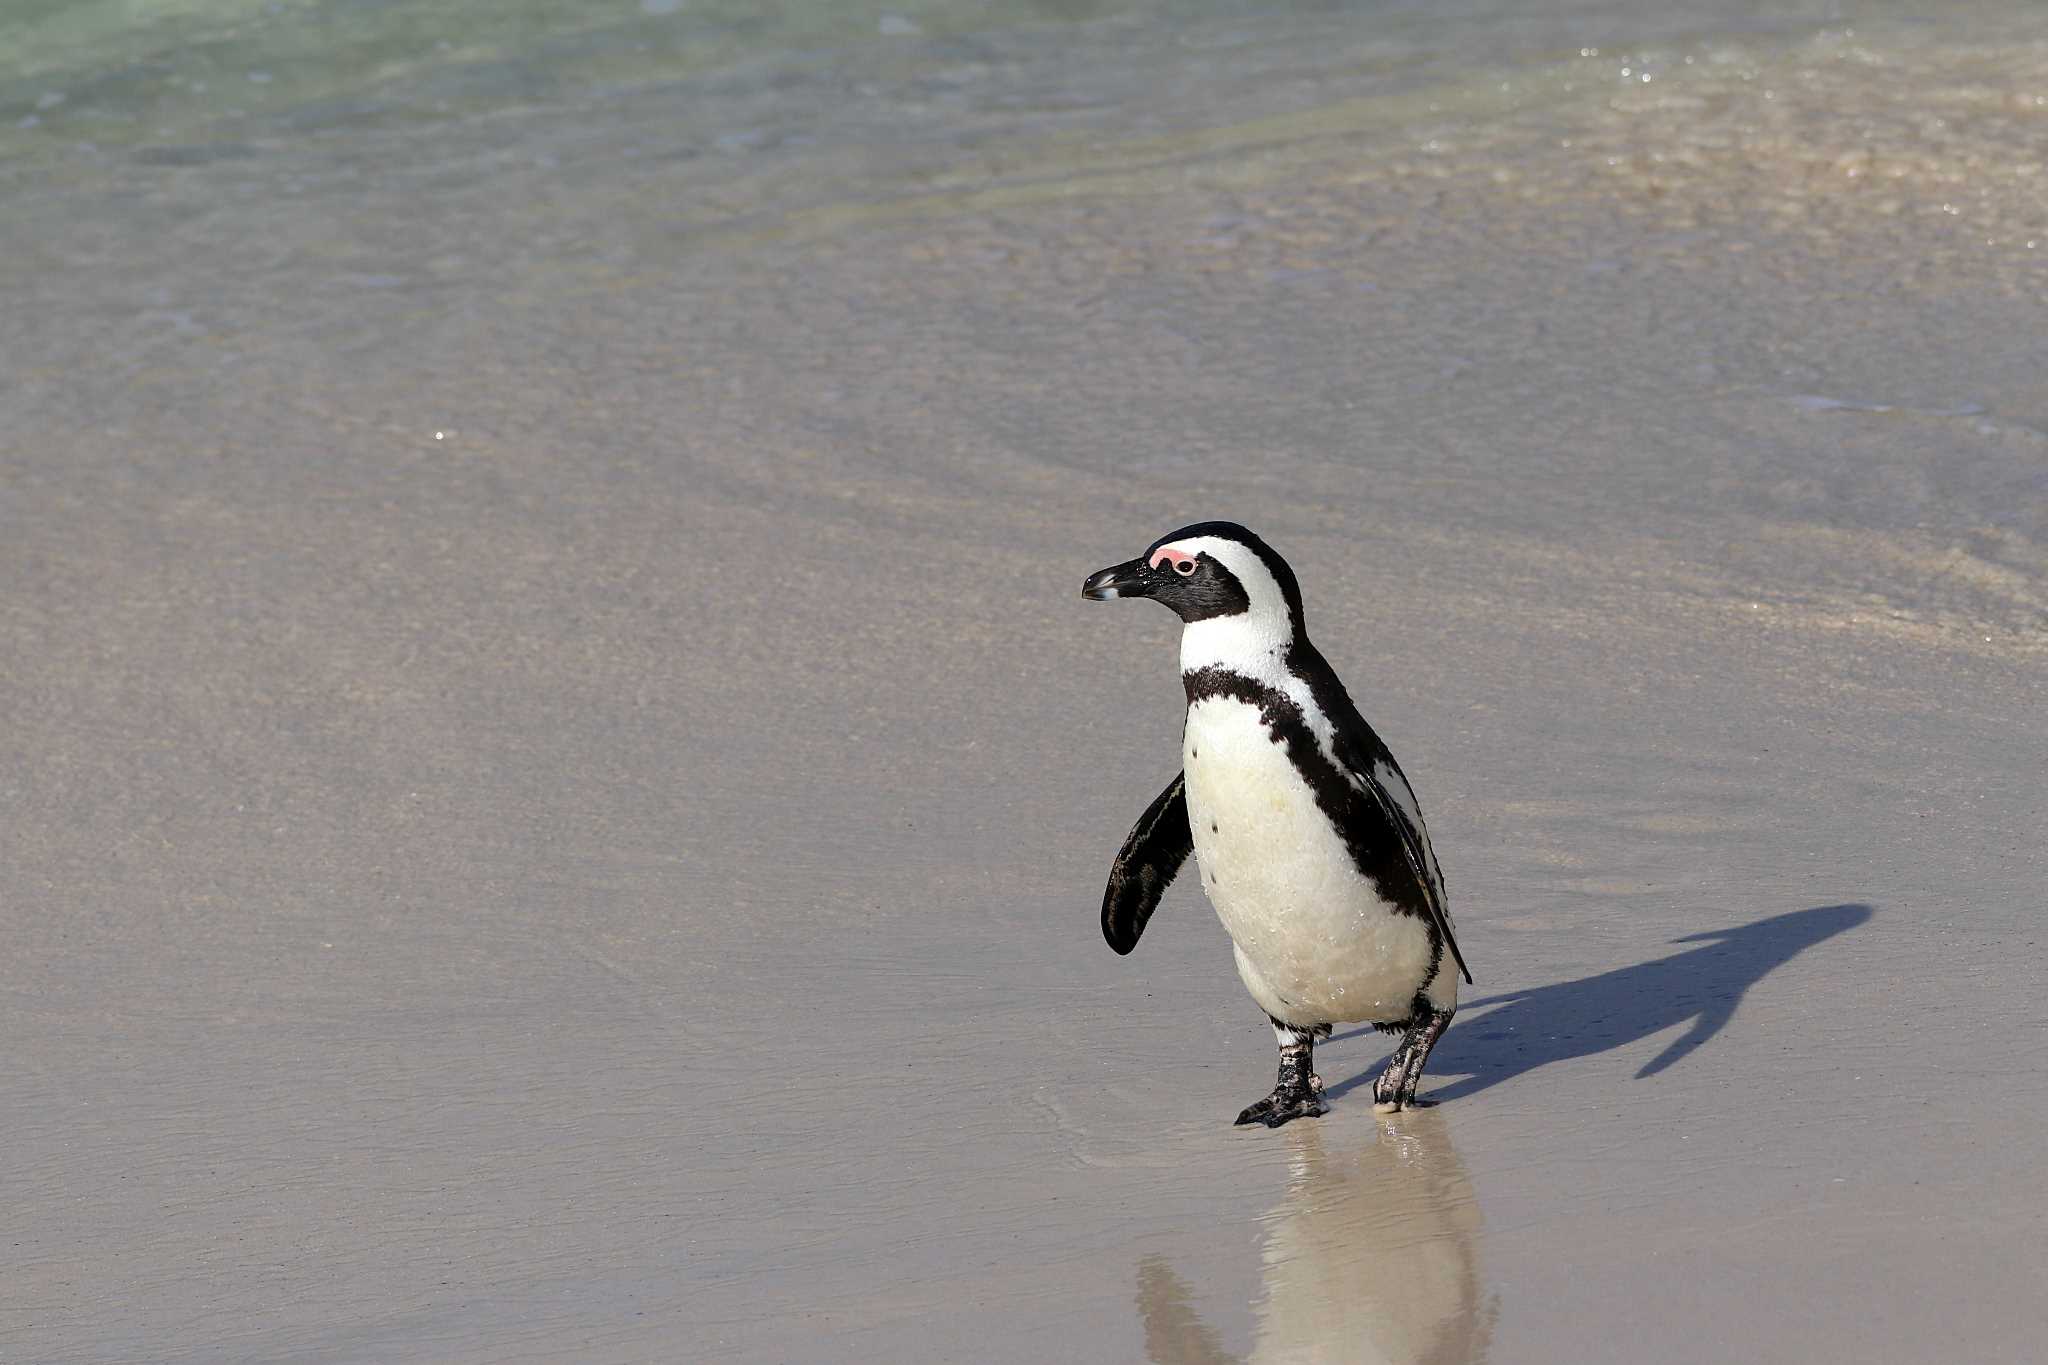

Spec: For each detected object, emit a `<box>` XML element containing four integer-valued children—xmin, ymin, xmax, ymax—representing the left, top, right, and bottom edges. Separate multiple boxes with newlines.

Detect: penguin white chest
<box><xmin>1182</xmin><ymin>696</ymin><xmax>1434</xmax><ymax>1027</ymax></box>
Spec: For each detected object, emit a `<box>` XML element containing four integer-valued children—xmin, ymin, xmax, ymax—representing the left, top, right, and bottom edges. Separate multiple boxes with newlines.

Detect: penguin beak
<box><xmin>1082</xmin><ymin>559</ymin><xmax>1152</xmax><ymax>601</ymax></box>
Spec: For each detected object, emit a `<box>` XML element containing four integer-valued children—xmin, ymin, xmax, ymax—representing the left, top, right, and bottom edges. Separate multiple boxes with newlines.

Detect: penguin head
<box><xmin>1082</xmin><ymin>521</ymin><xmax>1305</xmax><ymax>630</ymax></box>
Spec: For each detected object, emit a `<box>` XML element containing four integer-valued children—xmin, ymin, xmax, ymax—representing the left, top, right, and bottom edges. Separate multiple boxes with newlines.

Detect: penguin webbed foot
<box><xmin>1371</xmin><ymin>1005</ymin><xmax>1455</xmax><ymax>1113</ymax></box>
<box><xmin>1234</xmin><ymin>1079</ymin><xmax>1328</xmax><ymax>1128</ymax></box>
<box><xmin>1236</xmin><ymin>1040</ymin><xmax>1327</xmax><ymax>1127</ymax></box>
<box><xmin>1370</xmin><ymin>1063</ymin><xmax>1410</xmax><ymax>1114</ymax></box>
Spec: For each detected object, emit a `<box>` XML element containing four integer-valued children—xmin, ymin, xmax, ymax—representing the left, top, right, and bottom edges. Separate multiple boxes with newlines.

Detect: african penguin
<box><xmin>1082</xmin><ymin>522</ymin><xmax>1471</xmax><ymax>1126</ymax></box>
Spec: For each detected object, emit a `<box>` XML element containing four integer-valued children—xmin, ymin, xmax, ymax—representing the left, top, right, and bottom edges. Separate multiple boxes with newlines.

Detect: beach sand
<box><xmin>3</xmin><ymin>2</ymin><xmax>2045</xmax><ymax>1359</ymax></box>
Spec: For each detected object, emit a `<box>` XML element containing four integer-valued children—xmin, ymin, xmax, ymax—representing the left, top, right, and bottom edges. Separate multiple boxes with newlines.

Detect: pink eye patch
<box><xmin>1149</xmin><ymin>547</ymin><xmax>1200</xmax><ymax>576</ymax></box>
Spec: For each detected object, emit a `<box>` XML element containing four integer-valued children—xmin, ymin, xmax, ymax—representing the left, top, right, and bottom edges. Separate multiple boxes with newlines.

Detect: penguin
<box><xmin>1081</xmin><ymin>521</ymin><xmax>1471</xmax><ymax>1126</ymax></box>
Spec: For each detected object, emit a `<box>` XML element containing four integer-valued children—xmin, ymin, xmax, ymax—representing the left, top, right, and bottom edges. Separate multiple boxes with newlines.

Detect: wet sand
<box><xmin>4</xmin><ymin>3</ymin><xmax>2046</xmax><ymax>1360</ymax></box>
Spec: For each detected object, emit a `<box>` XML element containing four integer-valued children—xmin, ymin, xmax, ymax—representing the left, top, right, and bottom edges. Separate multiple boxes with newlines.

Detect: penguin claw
<box><xmin>1370</xmin><ymin>1069</ymin><xmax>1435</xmax><ymax>1113</ymax></box>
<box><xmin>1234</xmin><ymin>1086</ymin><xmax>1329</xmax><ymax>1128</ymax></box>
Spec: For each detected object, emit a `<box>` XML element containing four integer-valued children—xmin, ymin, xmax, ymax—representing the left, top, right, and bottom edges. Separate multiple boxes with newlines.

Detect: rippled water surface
<box><xmin>5</xmin><ymin>2</ymin><xmax>2045</xmax><ymax>1362</ymax></box>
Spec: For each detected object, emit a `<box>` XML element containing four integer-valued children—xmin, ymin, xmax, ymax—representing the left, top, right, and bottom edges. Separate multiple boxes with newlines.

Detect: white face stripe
<box><xmin>1172</xmin><ymin>536</ymin><xmax>1296</xmax><ymax>683</ymax></box>
<box><xmin>1153</xmin><ymin>536</ymin><xmax>1292</xmax><ymax>621</ymax></box>
<box><xmin>1166</xmin><ymin>535</ymin><xmax>1364</xmax><ymax>811</ymax></box>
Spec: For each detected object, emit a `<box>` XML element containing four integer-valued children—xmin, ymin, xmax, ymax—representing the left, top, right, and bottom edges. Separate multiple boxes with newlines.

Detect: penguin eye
<box><xmin>1174</xmin><ymin>558</ymin><xmax>1198</xmax><ymax>577</ymax></box>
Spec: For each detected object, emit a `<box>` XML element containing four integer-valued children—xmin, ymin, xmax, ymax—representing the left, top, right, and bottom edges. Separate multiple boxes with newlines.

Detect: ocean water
<box><xmin>5</xmin><ymin>2</ymin><xmax>2045</xmax><ymax>1362</ymax></box>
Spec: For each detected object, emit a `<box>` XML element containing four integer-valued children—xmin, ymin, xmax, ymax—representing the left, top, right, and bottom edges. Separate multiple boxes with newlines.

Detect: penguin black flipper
<box><xmin>1291</xmin><ymin>640</ymin><xmax>1472</xmax><ymax>987</ymax></box>
<box><xmin>1102</xmin><ymin>772</ymin><xmax>1192</xmax><ymax>955</ymax></box>
<box><xmin>1352</xmin><ymin>762</ymin><xmax>1472</xmax><ymax>985</ymax></box>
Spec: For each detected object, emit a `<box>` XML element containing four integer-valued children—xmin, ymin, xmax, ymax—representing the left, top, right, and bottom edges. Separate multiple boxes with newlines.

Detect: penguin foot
<box><xmin>1370</xmin><ymin>1085</ymin><xmax>1439</xmax><ymax>1114</ymax></box>
<box><xmin>1234</xmin><ymin>1082</ymin><xmax>1328</xmax><ymax>1128</ymax></box>
<box><xmin>1372</xmin><ymin>1005</ymin><xmax>1456</xmax><ymax>1112</ymax></box>
<box><xmin>1371</xmin><ymin>1065</ymin><xmax>1410</xmax><ymax>1114</ymax></box>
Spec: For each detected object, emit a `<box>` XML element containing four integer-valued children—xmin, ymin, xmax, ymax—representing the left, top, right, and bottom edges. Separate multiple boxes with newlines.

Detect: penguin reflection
<box><xmin>1138</xmin><ymin>1118</ymin><xmax>1493</xmax><ymax>1365</ymax></box>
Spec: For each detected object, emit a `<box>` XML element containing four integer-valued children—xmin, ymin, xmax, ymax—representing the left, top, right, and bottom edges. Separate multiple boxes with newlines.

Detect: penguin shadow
<box><xmin>1329</xmin><ymin>902</ymin><xmax>1874</xmax><ymax>1105</ymax></box>
<box><xmin>1137</xmin><ymin>1116</ymin><xmax>1496</xmax><ymax>1365</ymax></box>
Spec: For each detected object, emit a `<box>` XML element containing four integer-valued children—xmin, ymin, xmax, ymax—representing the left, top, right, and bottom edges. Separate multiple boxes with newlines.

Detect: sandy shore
<box><xmin>4</xmin><ymin>3</ymin><xmax>2045</xmax><ymax>1360</ymax></box>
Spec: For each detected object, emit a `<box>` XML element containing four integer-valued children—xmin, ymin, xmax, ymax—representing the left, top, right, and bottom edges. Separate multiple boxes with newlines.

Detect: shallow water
<box><xmin>4</xmin><ymin>2</ymin><xmax>2046</xmax><ymax>1362</ymax></box>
